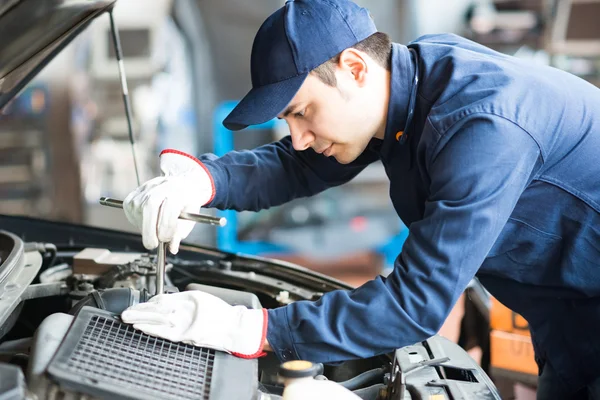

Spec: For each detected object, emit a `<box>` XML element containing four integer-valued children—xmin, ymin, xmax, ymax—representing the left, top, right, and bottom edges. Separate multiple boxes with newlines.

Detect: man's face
<box><xmin>277</xmin><ymin>62</ymin><xmax>384</xmax><ymax>164</ymax></box>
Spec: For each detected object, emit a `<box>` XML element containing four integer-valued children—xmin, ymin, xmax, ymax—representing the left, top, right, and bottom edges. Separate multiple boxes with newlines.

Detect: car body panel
<box><xmin>0</xmin><ymin>0</ymin><xmax>116</xmax><ymax>110</ymax></box>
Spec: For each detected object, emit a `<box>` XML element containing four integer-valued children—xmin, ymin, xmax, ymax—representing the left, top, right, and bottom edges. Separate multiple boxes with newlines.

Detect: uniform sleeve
<box><xmin>266</xmin><ymin>114</ymin><xmax>543</xmax><ymax>364</ymax></box>
<box><xmin>198</xmin><ymin>135</ymin><xmax>378</xmax><ymax>211</ymax></box>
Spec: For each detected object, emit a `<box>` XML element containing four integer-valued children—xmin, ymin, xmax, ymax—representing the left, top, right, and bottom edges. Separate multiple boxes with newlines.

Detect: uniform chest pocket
<box><xmin>487</xmin><ymin>218</ymin><xmax>562</xmax><ymax>267</ymax></box>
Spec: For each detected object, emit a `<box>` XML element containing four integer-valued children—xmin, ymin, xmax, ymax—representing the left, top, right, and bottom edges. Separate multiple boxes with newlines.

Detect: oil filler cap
<box><xmin>279</xmin><ymin>360</ymin><xmax>321</xmax><ymax>379</ymax></box>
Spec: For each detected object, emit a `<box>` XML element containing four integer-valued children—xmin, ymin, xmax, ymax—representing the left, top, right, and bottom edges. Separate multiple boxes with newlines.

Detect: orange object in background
<box><xmin>490</xmin><ymin>297</ymin><xmax>539</xmax><ymax>386</ymax></box>
<box><xmin>490</xmin><ymin>296</ymin><xmax>530</xmax><ymax>334</ymax></box>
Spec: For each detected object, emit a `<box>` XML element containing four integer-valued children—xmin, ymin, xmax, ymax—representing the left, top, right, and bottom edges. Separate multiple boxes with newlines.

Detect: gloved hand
<box><xmin>123</xmin><ymin>149</ymin><xmax>215</xmax><ymax>254</ymax></box>
<box><xmin>121</xmin><ymin>290</ymin><xmax>268</xmax><ymax>358</ymax></box>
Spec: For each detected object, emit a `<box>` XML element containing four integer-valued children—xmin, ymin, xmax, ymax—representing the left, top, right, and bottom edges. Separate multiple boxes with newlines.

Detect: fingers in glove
<box><xmin>157</xmin><ymin>197</ymin><xmax>183</xmax><ymax>246</ymax></box>
<box><xmin>123</xmin><ymin>189</ymin><xmax>140</xmax><ymax>228</ymax></box>
<box><xmin>169</xmin><ymin>219</ymin><xmax>196</xmax><ymax>254</ymax></box>
<box><xmin>122</xmin><ymin>301</ymin><xmax>172</xmax><ymax>315</ymax></box>
<box><xmin>123</xmin><ymin>177</ymin><xmax>165</xmax><ymax>230</ymax></box>
<box><xmin>132</xmin><ymin>323</ymin><xmax>179</xmax><ymax>342</ymax></box>
<box><xmin>121</xmin><ymin>307</ymin><xmax>172</xmax><ymax>326</ymax></box>
<box><xmin>169</xmin><ymin>235</ymin><xmax>182</xmax><ymax>255</ymax></box>
<box><xmin>142</xmin><ymin>194</ymin><xmax>166</xmax><ymax>250</ymax></box>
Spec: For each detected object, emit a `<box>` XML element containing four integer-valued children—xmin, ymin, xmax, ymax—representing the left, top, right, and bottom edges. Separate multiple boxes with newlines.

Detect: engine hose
<box><xmin>69</xmin><ymin>288</ymin><xmax>150</xmax><ymax>316</ymax></box>
<box><xmin>337</xmin><ymin>367</ymin><xmax>386</xmax><ymax>390</ymax></box>
<box><xmin>24</xmin><ymin>242</ymin><xmax>57</xmax><ymax>269</ymax></box>
<box><xmin>43</xmin><ymin>243</ymin><xmax>57</xmax><ymax>269</ymax></box>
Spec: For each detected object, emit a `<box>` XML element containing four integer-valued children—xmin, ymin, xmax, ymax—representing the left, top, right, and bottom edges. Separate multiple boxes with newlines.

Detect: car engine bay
<box><xmin>0</xmin><ymin>216</ymin><xmax>501</xmax><ymax>400</ymax></box>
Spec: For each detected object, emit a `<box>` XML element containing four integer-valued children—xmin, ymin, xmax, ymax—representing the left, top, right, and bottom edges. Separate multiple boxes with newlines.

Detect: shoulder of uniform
<box><xmin>409</xmin><ymin>32</ymin><xmax>469</xmax><ymax>46</ymax></box>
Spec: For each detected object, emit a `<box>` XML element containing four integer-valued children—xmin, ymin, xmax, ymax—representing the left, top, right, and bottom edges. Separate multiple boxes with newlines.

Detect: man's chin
<box><xmin>332</xmin><ymin>152</ymin><xmax>356</xmax><ymax>164</ymax></box>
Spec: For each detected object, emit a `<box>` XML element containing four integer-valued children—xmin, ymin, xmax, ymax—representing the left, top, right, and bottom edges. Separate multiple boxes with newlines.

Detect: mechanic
<box><xmin>120</xmin><ymin>0</ymin><xmax>600</xmax><ymax>397</ymax></box>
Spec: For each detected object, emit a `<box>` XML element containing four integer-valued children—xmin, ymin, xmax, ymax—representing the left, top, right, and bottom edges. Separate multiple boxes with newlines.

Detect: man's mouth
<box><xmin>316</xmin><ymin>144</ymin><xmax>333</xmax><ymax>156</ymax></box>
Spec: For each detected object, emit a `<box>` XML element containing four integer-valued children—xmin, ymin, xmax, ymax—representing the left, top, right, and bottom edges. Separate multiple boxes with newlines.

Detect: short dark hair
<box><xmin>311</xmin><ymin>32</ymin><xmax>392</xmax><ymax>87</ymax></box>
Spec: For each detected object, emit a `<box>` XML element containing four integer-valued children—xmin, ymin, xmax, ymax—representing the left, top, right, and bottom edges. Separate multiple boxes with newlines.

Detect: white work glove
<box><xmin>121</xmin><ymin>290</ymin><xmax>268</xmax><ymax>358</ymax></box>
<box><xmin>123</xmin><ymin>149</ymin><xmax>215</xmax><ymax>254</ymax></box>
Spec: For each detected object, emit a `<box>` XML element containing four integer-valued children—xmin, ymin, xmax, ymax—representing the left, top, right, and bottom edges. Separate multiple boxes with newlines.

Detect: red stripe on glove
<box><xmin>160</xmin><ymin>149</ymin><xmax>216</xmax><ymax>204</ymax></box>
<box><xmin>231</xmin><ymin>308</ymin><xmax>269</xmax><ymax>359</ymax></box>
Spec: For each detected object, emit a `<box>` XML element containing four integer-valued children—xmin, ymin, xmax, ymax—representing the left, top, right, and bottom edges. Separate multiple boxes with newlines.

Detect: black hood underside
<box><xmin>0</xmin><ymin>0</ymin><xmax>116</xmax><ymax>110</ymax></box>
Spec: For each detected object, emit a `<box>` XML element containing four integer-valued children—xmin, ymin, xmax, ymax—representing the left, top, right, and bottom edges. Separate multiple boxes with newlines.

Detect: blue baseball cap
<box><xmin>222</xmin><ymin>0</ymin><xmax>378</xmax><ymax>131</ymax></box>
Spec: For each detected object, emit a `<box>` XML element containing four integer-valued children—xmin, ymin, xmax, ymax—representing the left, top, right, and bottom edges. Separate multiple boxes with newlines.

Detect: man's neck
<box><xmin>373</xmin><ymin>69</ymin><xmax>391</xmax><ymax>140</ymax></box>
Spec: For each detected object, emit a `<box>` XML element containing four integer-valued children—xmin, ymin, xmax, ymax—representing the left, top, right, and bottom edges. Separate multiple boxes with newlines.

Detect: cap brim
<box><xmin>222</xmin><ymin>72</ymin><xmax>309</xmax><ymax>131</ymax></box>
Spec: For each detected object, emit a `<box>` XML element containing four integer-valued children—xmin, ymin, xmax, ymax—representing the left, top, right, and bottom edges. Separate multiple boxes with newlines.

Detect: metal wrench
<box><xmin>156</xmin><ymin>242</ymin><xmax>166</xmax><ymax>295</ymax></box>
<box><xmin>99</xmin><ymin>196</ymin><xmax>227</xmax><ymax>295</ymax></box>
<box><xmin>99</xmin><ymin>197</ymin><xmax>227</xmax><ymax>226</ymax></box>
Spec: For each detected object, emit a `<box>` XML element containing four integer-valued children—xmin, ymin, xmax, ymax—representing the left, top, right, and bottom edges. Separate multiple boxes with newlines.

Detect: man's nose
<box><xmin>290</xmin><ymin>126</ymin><xmax>313</xmax><ymax>151</ymax></box>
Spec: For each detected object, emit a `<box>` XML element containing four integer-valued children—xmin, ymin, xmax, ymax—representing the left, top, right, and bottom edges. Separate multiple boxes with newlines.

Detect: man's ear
<box><xmin>337</xmin><ymin>48</ymin><xmax>368</xmax><ymax>86</ymax></box>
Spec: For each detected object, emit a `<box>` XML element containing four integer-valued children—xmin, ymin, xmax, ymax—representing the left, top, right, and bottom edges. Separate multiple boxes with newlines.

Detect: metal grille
<box><xmin>61</xmin><ymin>315</ymin><xmax>214</xmax><ymax>400</ymax></box>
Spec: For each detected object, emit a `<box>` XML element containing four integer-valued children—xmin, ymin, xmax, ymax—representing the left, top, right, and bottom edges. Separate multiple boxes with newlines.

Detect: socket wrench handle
<box><xmin>99</xmin><ymin>197</ymin><xmax>227</xmax><ymax>227</ymax></box>
<box><xmin>156</xmin><ymin>242</ymin><xmax>166</xmax><ymax>295</ymax></box>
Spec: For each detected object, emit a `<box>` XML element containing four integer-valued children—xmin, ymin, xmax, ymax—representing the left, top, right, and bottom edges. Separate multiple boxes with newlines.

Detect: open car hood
<box><xmin>0</xmin><ymin>0</ymin><xmax>116</xmax><ymax>110</ymax></box>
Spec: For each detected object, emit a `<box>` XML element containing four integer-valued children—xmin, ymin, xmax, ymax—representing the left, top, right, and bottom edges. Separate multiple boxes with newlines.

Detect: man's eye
<box><xmin>294</xmin><ymin>110</ymin><xmax>305</xmax><ymax>118</ymax></box>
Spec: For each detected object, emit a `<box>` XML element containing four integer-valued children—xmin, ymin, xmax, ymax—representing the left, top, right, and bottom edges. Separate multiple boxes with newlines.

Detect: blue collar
<box><xmin>378</xmin><ymin>43</ymin><xmax>419</xmax><ymax>158</ymax></box>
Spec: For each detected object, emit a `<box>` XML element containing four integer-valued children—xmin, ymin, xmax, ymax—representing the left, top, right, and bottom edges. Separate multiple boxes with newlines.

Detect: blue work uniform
<box><xmin>199</xmin><ymin>33</ymin><xmax>600</xmax><ymax>392</ymax></box>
